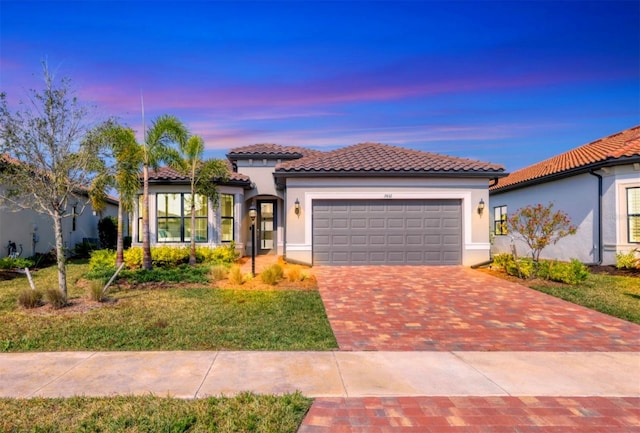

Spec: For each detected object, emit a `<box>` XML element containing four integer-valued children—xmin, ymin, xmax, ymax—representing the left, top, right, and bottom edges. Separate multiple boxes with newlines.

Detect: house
<box><xmin>0</xmin><ymin>155</ymin><xmax>119</xmax><ymax>258</ymax></box>
<box><xmin>489</xmin><ymin>125</ymin><xmax>640</xmax><ymax>265</ymax></box>
<box><xmin>133</xmin><ymin>142</ymin><xmax>506</xmax><ymax>266</ymax></box>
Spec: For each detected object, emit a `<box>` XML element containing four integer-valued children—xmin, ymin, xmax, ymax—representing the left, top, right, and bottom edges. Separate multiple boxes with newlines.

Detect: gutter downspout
<box><xmin>589</xmin><ymin>169</ymin><xmax>603</xmax><ymax>265</ymax></box>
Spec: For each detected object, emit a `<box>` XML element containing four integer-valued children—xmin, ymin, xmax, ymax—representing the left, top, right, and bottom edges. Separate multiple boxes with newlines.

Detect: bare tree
<box><xmin>0</xmin><ymin>63</ymin><xmax>102</xmax><ymax>302</ymax></box>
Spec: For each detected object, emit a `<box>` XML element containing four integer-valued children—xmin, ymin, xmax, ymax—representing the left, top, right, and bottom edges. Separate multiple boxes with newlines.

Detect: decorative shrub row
<box><xmin>88</xmin><ymin>243</ymin><xmax>239</xmax><ymax>276</ymax></box>
<box><xmin>492</xmin><ymin>254</ymin><xmax>589</xmax><ymax>285</ymax></box>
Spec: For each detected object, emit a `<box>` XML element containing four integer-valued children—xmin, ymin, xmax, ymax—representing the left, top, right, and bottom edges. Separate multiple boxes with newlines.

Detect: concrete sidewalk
<box><xmin>1</xmin><ymin>351</ymin><xmax>638</xmax><ymax>399</ymax></box>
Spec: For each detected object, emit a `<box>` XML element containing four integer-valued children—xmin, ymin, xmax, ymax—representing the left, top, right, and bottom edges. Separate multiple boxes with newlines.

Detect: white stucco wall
<box><xmin>491</xmin><ymin>165</ymin><xmax>640</xmax><ymax>265</ymax></box>
<box><xmin>235</xmin><ymin>159</ymin><xmax>284</xmax><ymax>200</ymax></box>
<box><xmin>282</xmin><ymin>176</ymin><xmax>492</xmax><ymax>266</ymax></box>
<box><xmin>602</xmin><ymin>164</ymin><xmax>640</xmax><ymax>264</ymax></box>
<box><xmin>0</xmin><ymin>191</ymin><xmax>116</xmax><ymax>257</ymax></box>
<box><xmin>491</xmin><ymin>173</ymin><xmax>599</xmax><ymax>263</ymax></box>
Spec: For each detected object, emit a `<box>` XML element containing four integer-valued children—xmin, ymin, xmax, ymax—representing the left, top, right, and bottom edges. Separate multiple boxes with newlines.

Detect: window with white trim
<box><xmin>493</xmin><ymin>205</ymin><xmax>508</xmax><ymax>235</ymax></box>
<box><xmin>157</xmin><ymin>193</ymin><xmax>208</xmax><ymax>243</ymax></box>
<box><xmin>628</xmin><ymin>187</ymin><xmax>640</xmax><ymax>243</ymax></box>
<box><xmin>220</xmin><ymin>194</ymin><xmax>234</xmax><ymax>242</ymax></box>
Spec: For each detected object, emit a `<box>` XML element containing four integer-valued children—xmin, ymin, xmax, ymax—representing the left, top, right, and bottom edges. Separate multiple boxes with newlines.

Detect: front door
<box><xmin>258</xmin><ymin>200</ymin><xmax>276</xmax><ymax>254</ymax></box>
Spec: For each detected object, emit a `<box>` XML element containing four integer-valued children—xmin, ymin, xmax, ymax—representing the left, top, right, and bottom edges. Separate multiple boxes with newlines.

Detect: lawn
<box><xmin>528</xmin><ymin>272</ymin><xmax>640</xmax><ymax>324</ymax></box>
<box><xmin>0</xmin><ymin>261</ymin><xmax>337</xmax><ymax>352</ymax></box>
<box><xmin>0</xmin><ymin>392</ymin><xmax>312</xmax><ymax>433</ymax></box>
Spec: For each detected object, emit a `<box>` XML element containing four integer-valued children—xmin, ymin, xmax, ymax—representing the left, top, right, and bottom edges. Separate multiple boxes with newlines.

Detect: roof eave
<box><xmin>274</xmin><ymin>169</ymin><xmax>506</xmax><ymax>179</ymax></box>
<box><xmin>226</xmin><ymin>152</ymin><xmax>304</xmax><ymax>161</ymax></box>
<box><xmin>490</xmin><ymin>156</ymin><xmax>640</xmax><ymax>194</ymax></box>
<box><xmin>274</xmin><ymin>169</ymin><xmax>506</xmax><ymax>189</ymax></box>
<box><xmin>147</xmin><ymin>178</ymin><xmax>252</xmax><ymax>188</ymax></box>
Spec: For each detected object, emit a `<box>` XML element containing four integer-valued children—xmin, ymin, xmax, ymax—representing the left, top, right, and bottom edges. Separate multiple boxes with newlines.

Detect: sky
<box><xmin>0</xmin><ymin>1</ymin><xmax>638</xmax><ymax>172</ymax></box>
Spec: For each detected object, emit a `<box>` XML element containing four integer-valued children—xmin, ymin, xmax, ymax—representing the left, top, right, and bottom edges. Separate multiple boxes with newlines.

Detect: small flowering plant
<box><xmin>508</xmin><ymin>202</ymin><xmax>578</xmax><ymax>263</ymax></box>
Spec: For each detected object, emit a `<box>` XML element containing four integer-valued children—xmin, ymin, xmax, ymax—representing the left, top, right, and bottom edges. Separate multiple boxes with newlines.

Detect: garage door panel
<box><xmin>313</xmin><ymin>199</ymin><xmax>461</xmax><ymax>265</ymax></box>
<box><xmin>369</xmin><ymin>218</ymin><xmax>386</xmax><ymax>229</ymax></box>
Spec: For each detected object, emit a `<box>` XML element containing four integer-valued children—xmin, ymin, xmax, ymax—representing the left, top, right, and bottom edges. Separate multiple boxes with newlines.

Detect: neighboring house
<box><xmin>133</xmin><ymin>142</ymin><xmax>506</xmax><ymax>266</ymax></box>
<box><xmin>490</xmin><ymin>125</ymin><xmax>640</xmax><ymax>265</ymax></box>
<box><xmin>0</xmin><ymin>189</ymin><xmax>118</xmax><ymax>258</ymax></box>
<box><xmin>0</xmin><ymin>154</ymin><xmax>119</xmax><ymax>258</ymax></box>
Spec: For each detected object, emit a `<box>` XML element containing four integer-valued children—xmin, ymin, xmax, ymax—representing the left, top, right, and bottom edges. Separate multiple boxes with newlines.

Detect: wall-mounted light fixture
<box><xmin>294</xmin><ymin>198</ymin><xmax>301</xmax><ymax>216</ymax></box>
<box><xmin>477</xmin><ymin>198</ymin><xmax>485</xmax><ymax>216</ymax></box>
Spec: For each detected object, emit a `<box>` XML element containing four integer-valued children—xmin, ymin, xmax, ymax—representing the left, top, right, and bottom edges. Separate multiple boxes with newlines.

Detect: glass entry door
<box><xmin>259</xmin><ymin>201</ymin><xmax>275</xmax><ymax>253</ymax></box>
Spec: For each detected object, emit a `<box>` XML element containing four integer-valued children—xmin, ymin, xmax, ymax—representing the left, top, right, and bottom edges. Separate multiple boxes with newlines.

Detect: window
<box><xmin>220</xmin><ymin>194</ymin><xmax>234</xmax><ymax>242</ymax></box>
<box><xmin>157</xmin><ymin>193</ymin><xmax>208</xmax><ymax>243</ymax></box>
<box><xmin>494</xmin><ymin>205</ymin><xmax>508</xmax><ymax>235</ymax></box>
<box><xmin>628</xmin><ymin>187</ymin><xmax>640</xmax><ymax>243</ymax></box>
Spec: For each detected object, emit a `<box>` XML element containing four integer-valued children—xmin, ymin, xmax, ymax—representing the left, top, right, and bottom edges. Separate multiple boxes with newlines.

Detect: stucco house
<box><xmin>0</xmin><ymin>155</ymin><xmax>119</xmax><ymax>258</ymax></box>
<box><xmin>490</xmin><ymin>125</ymin><xmax>640</xmax><ymax>265</ymax></box>
<box><xmin>133</xmin><ymin>142</ymin><xmax>506</xmax><ymax>266</ymax></box>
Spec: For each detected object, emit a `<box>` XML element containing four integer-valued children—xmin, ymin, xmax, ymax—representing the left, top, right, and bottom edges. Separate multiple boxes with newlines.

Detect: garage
<box><xmin>312</xmin><ymin>199</ymin><xmax>462</xmax><ymax>265</ymax></box>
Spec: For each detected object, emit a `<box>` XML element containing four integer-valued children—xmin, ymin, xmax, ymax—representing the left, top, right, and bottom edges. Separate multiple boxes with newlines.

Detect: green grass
<box><xmin>0</xmin><ymin>392</ymin><xmax>312</xmax><ymax>433</ymax></box>
<box><xmin>0</xmin><ymin>262</ymin><xmax>337</xmax><ymax>352</ymax></box>
<box><xmin>528</xmin><ymin>273</ymin><xmax>640</xmax><ymax>324</ymax></box>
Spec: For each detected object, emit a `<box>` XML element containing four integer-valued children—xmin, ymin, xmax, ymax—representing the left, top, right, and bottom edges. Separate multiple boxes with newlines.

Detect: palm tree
<box><xmin>140</xmin><ymin>116</ymin><xmax>189</xmax><ymax>269</ymax></box>
<box><xmin>87</xmin><ymin>121</ymin><xmax>142</xmax><ymax>266</ymax></box>
<box><xmin>171</xmin><ymin>135</ymin><xmax>229</xmax><ymax>265</ymax></box>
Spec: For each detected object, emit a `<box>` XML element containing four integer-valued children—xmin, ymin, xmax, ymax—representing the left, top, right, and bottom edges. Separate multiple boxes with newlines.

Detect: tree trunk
<box><xmin>189</xmin><ymin>199</ymin><xmax>196</xmax><ymax>265</ymax></box>
<box><xmin>142</xmin><ymin>165</ymin><xmax>152</xmax><ymax>270</ymax></box>
<box><xmin>53</xmin><ymin>211</ymin><xmax>68</xmax><ymax>302</ymax></box>
<box><xmin>116</xmin><ymin>202</ymin><xmax>124</xmax><ymax>266</ymax></box>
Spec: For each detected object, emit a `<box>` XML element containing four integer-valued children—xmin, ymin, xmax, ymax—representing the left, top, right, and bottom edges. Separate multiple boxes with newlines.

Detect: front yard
<box><xmin>0</xmin><ymin>261</ymin><xmax>337</xmax><ymax>352</ymax></box>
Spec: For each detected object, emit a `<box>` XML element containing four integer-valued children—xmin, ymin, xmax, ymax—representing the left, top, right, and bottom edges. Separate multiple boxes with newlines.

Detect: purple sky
<box><xmin>1</xmin><ymin>1</ymin><xmax>638</xmax><ymax>171</ymax></box>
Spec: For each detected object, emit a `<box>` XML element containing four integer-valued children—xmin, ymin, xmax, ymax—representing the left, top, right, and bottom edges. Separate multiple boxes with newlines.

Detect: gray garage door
<box><xmin>312</xmin><ymin>199</ymin><xmax>462</xmax><ymax>265</ymax></box>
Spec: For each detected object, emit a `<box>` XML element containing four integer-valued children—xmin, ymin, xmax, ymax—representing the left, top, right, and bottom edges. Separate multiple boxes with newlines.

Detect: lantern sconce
<box><xmin>294</xmin><ymin>198</ymin><xmax>301</xmax><ymax>216</ymax></box>
<box><xmin>477</xmin><ymin>198</ymin><xmax>485</xmax><ymax>216</ymax></box>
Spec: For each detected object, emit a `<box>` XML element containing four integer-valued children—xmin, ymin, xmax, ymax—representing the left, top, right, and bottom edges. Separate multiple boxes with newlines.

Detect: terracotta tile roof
<box><xmin>147</xmin><ymin>164</ymin><xmax>250</xmax><ymax>184</ymax></box>
<box><xmin>491</xmin><ymin>125</ymin><xmax>640</xmax><ymax>192</ymax></box>
<box><xmin>275</xmin><ymin>142</ymin><xmax>505</xmax><ymax>175</ymax></box>
<box><xmin>227</xmin><ymin>143</ymin><xmax>323</xmax><ymax>159</ymax></box>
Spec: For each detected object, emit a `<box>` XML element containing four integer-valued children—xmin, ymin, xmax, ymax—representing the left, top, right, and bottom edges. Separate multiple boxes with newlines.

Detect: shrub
<box><xmin>209</xmin><ymin>265</ymin><xmax>228</xmax><ymax>282</ymax></box>
<box><xmin>261</xmin><ymin>264</ymin><xmax>283</xmax><ymax>285</ymax></box>
<box><xmin>44</xmin><ymin>288</ymin><xmax>67</xmax><ymax>309</ymax></box>
<box><xmin>123</xmin><ymin>247</ymin><xmax>143</xmax><ymax>269</ymax></box>
<box><xmin>286</xmin><ymin>265</ymin><xmax>303</xmax><ymax>282</ymax></box>
<box><xmin>87</xmin><ymin>249</ymin><xmax>116</xmax><ymax>279</ymax></box>
<box><xmin>616</xmin><ymin>249</ymin><xmax>640</xmax><ymax>269</ymax></box>
<box><xmin>493</xmin><ymin>254</ymin><xmax>533</xmax><ymax>278</ymax></box>
<box><xmin>493</xmin><ymin>254</ymin><xmax>588</xmax><ymax>285</ymax></box>
<box><xmin>152</xmin><ymin>246</ymin><xmax>189</xmax><ymax>267</ymax></box>
<box><xmin>98</xmin><ymin>216</ymin><xmax>117</xmax><ymax>250</ymax></box>
<box><xmin>72</xmin><ymin>240</ymin><xmax>98</xmax><ymax>258</ymax></box>
<box><xmin>0</xmin><ymin>257</ymin><xmax>35</xmax><ymax>270</ymax></box>
<box><xmin>197</xmin><ymin>242</ymin><xmax>239</xmax><ymax>265</ymax></box>
<box><xmin>17</xmin><ymin>288</ymin><xmax>42</xmax><ymax>309</ymax></box>
<box><xmin>228</xmin><ymin>265</ymin><xmax>244</xmax><ymax>285</ymax></box>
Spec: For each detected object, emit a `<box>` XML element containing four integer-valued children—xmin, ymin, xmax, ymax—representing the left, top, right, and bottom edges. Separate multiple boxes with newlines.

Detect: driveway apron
<box><xmin>313</xmin><ymin>266</ymin><xmax>640</xmax><ymax>352</ymax></box>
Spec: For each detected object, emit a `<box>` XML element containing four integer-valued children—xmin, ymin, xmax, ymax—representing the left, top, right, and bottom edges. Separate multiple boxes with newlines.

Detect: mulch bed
<box><xmin>588</xmin><ymin>265</ymin><xmax>640</xmax><ymax>277</ymax></box>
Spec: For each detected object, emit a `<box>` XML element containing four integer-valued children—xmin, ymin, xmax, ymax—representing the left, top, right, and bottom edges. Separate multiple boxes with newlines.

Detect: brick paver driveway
<box><xmin>313</xmin><ymin>266</ymin><xmax>640</xmax><ymax>352</ymax></box>
<box><xmin>303</xmin><ymin>266</ymin><xmax>640</xmax><ymax>431</ymax></box>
